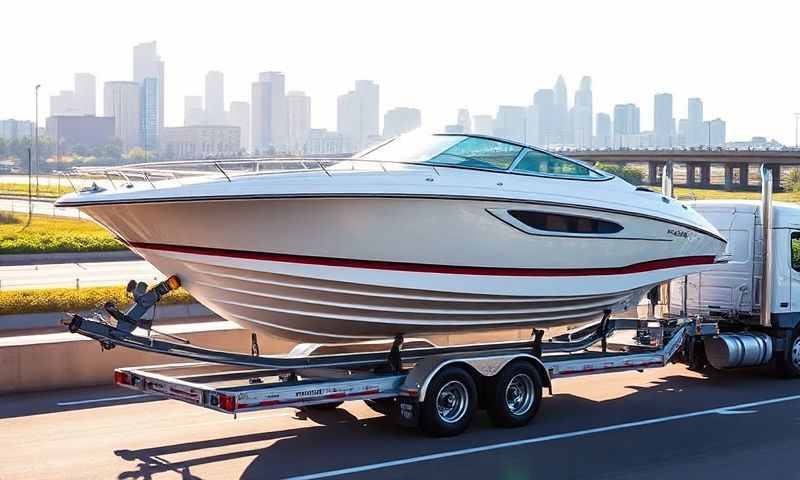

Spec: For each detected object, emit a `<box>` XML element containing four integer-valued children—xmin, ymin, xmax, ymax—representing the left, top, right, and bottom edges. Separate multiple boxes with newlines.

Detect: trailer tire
<box><xmin>776</xmin><ymin>330</ymin><xmax>800</xmax><ymax>378</ymax></box>
<box><xmin>419</xmin><ymin>366</ymin><xmax>477</xmax><ymax>437</ymax></box>
<box><xmin>486</xmin><ymin>361</ymin><xmax>542</xmax><ymax>428</ymax></box>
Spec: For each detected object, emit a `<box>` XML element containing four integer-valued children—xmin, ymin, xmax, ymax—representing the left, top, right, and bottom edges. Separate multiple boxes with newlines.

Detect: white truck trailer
<box><xmin>62</xmin><ymin>164</ymin><xmax>799</xmax><ymax>437</ymax></box>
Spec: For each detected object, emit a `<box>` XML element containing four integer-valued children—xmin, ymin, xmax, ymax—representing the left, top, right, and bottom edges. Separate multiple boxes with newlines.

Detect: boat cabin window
<box><xmin>428</xmin><ymin>137</ymin><xmax>522</xmax><ymax>171</ymax></box>
<box><xmin>508</xmin><ymin>210</ymin><xmax>623</xmax><ymax>234</ymax></box>
<box><xmin>791</xmin><ymin>232</ymin><xmax>800</xmax><ymax>272</ymax></box>
<box><xmin>513</xmin><ymin>150</ymin><xmax>603</xmax><ymax>178</ymax></box>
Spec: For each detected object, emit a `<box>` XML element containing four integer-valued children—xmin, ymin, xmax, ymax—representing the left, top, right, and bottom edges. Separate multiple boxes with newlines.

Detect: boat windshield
<box><xmin>359</xmin><ymin>133</ymin><xmax>522</xmax><ymax>171</ymax></box>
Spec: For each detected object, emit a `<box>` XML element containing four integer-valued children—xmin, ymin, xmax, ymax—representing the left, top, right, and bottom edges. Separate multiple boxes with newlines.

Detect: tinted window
<box><xmin>792</xmin><ymin>232</ymin><xmax>800</xmax><ymax>271</ymax></box>
<box><xmin>513</xmin><ymin>150</ymin><xmax>601</xmax><ymax>178</ymax></box>
<box><xmin>509</xmin><ymin>211</ymin><xmax>623</xmax><ymax>234</ymax></box>
<box><xmin>429</xmin><ymin>137</ymin><xmax>522</xmax><ymax>171</ymax></box>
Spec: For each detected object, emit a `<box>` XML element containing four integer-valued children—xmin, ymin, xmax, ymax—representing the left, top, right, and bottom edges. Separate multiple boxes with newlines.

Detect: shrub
<box><xmin>0</xmin><ymin>213</ymin><xmax>124</xmax><ymax>253</ymax></box>
<box><xmin>0</xmin><ymin>286</ymin><xmax>194</xmax><ymax>315</ymax></box>
<box><xmin>595</xmin><ymin>162</ymin><xmax>645</xmax><ymax>185</ymax></box>
<box><xmin>785</xmin><ymin>168</ymin><xmax>800</xmax><ymax>192</ymax></box>
<box><xmin>0</xmin><ymin>212</ymin><xmax>20</xmax><ymax>225</ymax></box>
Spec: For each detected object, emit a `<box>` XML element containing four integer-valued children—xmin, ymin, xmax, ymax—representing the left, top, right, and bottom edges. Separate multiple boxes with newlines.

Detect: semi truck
<box><xmin>63</xmin><ymin>164</ymin><xmax>800</xmax><ymax>437</ymax></box>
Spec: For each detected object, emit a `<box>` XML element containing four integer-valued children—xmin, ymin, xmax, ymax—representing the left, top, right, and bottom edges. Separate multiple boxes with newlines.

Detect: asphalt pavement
<box><xmin>0</xmin><ymin>260</ymin><xmax>161</xmax><ymax>290</ymax></box>
<box><xmin>1</xmin><ymin>363</ymin><xmax>799</xmax><ymax>479</ymax></box>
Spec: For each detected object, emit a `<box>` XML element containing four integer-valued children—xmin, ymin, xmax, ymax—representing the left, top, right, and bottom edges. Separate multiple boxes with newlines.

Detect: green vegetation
<box><xmin>0</xmin><ymin>213</ymin><xmax>124</xmax><ymax>254</ymax></box>
<box><xmin>596</xmin><ymin>162</ymin><xmax>645</xmax><ymax>185</ymax></box>
<box><xmin>655</xmin><ymin>187</ymin><xmax>800</xmax><ymax>203</ymax></box>
<box><xmin>0</xmin><ymin>182</ymin><xmax>69</xmax><ymax>199</ymax></box>
<box><xmin>0</xmin><ymin>285</ymin><xmax>194</xmax><ymax>315</ymax></box>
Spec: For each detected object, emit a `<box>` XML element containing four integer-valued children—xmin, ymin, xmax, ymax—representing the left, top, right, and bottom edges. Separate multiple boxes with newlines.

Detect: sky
<box><xmin>1</xmin><ymin>0</ymin><xmax>798</xmax><ymax>144</ymax></box>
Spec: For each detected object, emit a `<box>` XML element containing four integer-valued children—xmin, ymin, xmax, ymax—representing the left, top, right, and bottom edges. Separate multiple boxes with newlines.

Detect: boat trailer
<box><xmin>62</xmin><ymin>276</ymin><xmax>713</xmax><ymax>436</ymax></box>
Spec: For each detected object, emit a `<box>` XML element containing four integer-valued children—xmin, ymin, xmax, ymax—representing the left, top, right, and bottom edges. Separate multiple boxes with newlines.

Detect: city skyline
<box><xmin>2</xmin><ymin>0</ymin><xmax>798</xmax><ymax>145</ymax></box>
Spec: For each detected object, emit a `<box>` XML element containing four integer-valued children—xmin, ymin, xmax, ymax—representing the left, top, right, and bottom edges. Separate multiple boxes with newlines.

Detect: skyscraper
<box><xmin>706</xmin><ymin>118</ymin><xmax>726</xmax><ymax>147</ymax></box>
<box><xmin>287</xmin><ymin>91</ymin><xmax>311</xmax><ymax>153</ymax></box>
<box><xmin>493</xmin><ymin>106</ymin><xmax>526</xmax><ymax>143</ymax></box>
<box><xmin>687</xmin><ymin>98</ymin><xmax>704</xmax><ymax>146</ymax></box>
<box><xmin>184</xmin><ymin>96</ymin><xmax>204</xmax><ymax>126</ymax></box>
<box><xmin>457</xmin><ymin>109</ymin><xmax>471</xmax><ymax>134</ymax></box>
<box><xmin>251</xmin><ymin>71</ymin><xmax>288</xmax><ymax>152</ymax></box>
<box><xmin>654</xmin><ymin>93</ymin><xmax>673</xmax><ymax>148</ymax></box>
<box><xmin>139</xmin><ymin>77</ymin><xmax>160</xmax><ymax>153</ymax></box>
<box><xmin>532</xmin><ymin>89</ymin><xmax>555</xmax><ymax>147</ymax></box>
<box><xmin>50</xmin><ymin>90</ymin><xmax>78</xmax><ymax>116</ymax></box>
<box><xmin>613</xmin><ymin>103</ymin><xmax>640</xmax><ymax>146</ymax></box>
<box><xmin>472</xmin><ymin>114</ymin><xmax>494</xmax><ymax>135</ymax></box>
<box><xmin>133</xmin><ymin>42</ymin><xmax>164</xmax><ymax>135</ymax></box>
<box><xmin>595</xmin><ymin>112</ymin><xmax>612</xmax><ymax>148</ymax></box>
<box><xmin>103</xmin><ymin>81</ymin><xmax>140</xmax><ymax>150</ymax></box>
<box><xmin>553</xmin><ymin>75</ymin><xmax>569</xmax><ymax>144</ymax></box>
<box><xmin>227</xmin><ymin>101</ymin><xmax>250</xmax><ymax>153</ymax></box>
<box><xmin>570</xmin><ymin>76</ymin><xmax>593</xmax><ymax>148</ymax></box>
<box><xmin>337</xmin><ymin>80</ymin><xmax>380</xmax><ymax>151</ymax></box>
<box><xmin>74</xmin><ymin>73</ymin><xmax>96</xmax><ymax>116</ymax></box>
<box><xmin>383</xmin><ymin>107</ymin><xmax>421</xmax><ymax>138</ymax></box>
<box><xmin>204</xmin><ymin>71</ymin><xmax>225</xmax><ymax>125</ymax></box>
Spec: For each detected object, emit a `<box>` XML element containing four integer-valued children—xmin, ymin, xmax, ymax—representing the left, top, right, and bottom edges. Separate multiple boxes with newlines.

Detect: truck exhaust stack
<box><xmin>760</xmin><ymin>164</ymin><xmax>773</xmax><ymax>328</ymax></box>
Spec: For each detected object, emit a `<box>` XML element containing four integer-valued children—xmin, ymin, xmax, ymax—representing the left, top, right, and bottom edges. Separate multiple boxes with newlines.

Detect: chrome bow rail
<box><xmin>60</xmin><ymin>156</ymin><xmax>447</xmax><ymax>193</ymax></box>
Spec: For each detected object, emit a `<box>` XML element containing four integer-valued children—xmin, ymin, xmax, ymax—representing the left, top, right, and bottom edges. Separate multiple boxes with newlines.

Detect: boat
<box><xmin>56</xmin><ymin>132</ymin><xmax>727</xmax><ymax>342</ymax></box>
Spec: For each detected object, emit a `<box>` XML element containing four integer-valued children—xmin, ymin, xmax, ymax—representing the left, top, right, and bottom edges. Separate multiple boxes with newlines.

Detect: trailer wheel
<box><xmin>776</xmin><ymin>330</ymin><xmax>800</xmax><ymax>378</ymax></box>
<box><xmin>486</xmin><ymin>361</ymin><xmax>543</xmax><ymax>428</ymax></box>
<box><xmin>419</xmin><ymin>366</ymin><xmax>477</xmax><ymax>437</ymax></box>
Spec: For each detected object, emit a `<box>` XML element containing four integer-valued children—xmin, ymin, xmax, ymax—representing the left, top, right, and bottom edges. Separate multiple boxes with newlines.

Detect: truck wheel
<box><xmin>776</xmin><ymin>330</ymin><xmax>800</xmax><ymax>378</ymax></box>
<box><xmin>486</xmin><ymin>361</ymin><xmax>543</xmax><ymax>428</ymax></box>
<box><xmin>419</xmin><ymin>366</ymin><xmax>477</xmax><ymax>437</ymax></box>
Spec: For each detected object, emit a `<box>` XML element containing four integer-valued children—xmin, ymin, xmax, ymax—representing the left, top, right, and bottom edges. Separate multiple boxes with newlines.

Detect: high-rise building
<box><xmin>139</xmin><ymin>77</ymin><xmax>160</xmax><ymax>153</ymax></box>
<box><xmin>305</xmin><ymin>128</ymin><xmax>344</xmax><ymax>155</ymax></box>
<box><xmin>705</xmin><ymin>118</ymin><xmax>726</xmax><ymax>147</ymax></box>
<box><xmin>161</xmin><ymin>125</ymin><xmax>240</xmax><ymax>160</ymax></box>
<box><xmin>383</xmin><ymin>107</ymin><xmax>421</xmax><ymax>138</ymax></box>
<box><xmin>45</xmin><ymin>115</ymin><xmax>115</xmax><ymax>149</ymax></box>
<box><xmin>184</xmin><ymin>96</ymin><xmax>204</xmax><ymax>126</ymax></box>
<box><xmin>251</xmin><ymin>71</ymin><xmax>288</xmax><ymax>152</ymax></box>
<box><xmin>133</xmin><ymin>42</ymin><xmax>164</xmax><ymax>134</ymax></box>
<box><xmin>50</xmin><ymin>90</ymin><xmax>78</xmax><ymax>116</ymax></box>
<box><xmin>337</xmin><ymin>80</ymin><xmax>380</xmax><ymax>151</ymax></box>
<box><xmin>493</xmin><ymin>106</ymin><xmax>526</xmax><ymax>143</ymax></box>
<box><xmin>687</xmin><ymin>97</ymin><xmax>704</xmax><ymax>146</ymax></box>
<box><xmin>456</xmin><ymin>109</ymin><xmax>471</xmax><ymax>134</ymax></box>
<box><xmin>472</xmin><ymin>114</ymin><xmax>494</xmax><ymax>135</ymax></box>
<box><xmin>204</xmin><ymin>71</ymin><xmax>225</xmax><ymax>125</ymax></box>
<box><xmin>553</xmin><ymin>75</ymin><xmax>570</xmax><ymax>144</ymax></box>
<box><xmin>570</xmin><ymin>76</ymin><xmax>592</xmax><ymax>148</ymax></box>
<box><xmin>0</xmin><ymin>119</ymin><xmax>34</xmax><ymax>141</ymax></box>
<box><xmin>287</xmin><ymin>91</ymin><xmax>311</xmax><ymax>154</ymax></box>
<box><xmin>654</xmin><ymin>93</ymin><xmax>673</xmax><ymax>148</ymax></box>
<box><xmin>594</xmin><ymin>112</ymin><xmax>612</xmax><ymax>148</ymax></box>
<box><xmin>74</xmin><ymin>73</ymin><xmax>96</xmax><ymax>116</ymax></box>
<box><xmin>613</xmin><ymin>103</ymin><xmax>640</xmax><ymax>147</ymax></box>
<box><xmin>227</xmin><ymin>101</ymin><xmax>250</xmax><ymax>153</ymax></box>
<box><xmin>532</xmin><ymin>89</ymin><xmax>555</xmax><ymax>146</ymax></box>
<box><xmin>103</xmin><ymin>81</ymin><xmax>140</xmax><ymax>150</ymax></box>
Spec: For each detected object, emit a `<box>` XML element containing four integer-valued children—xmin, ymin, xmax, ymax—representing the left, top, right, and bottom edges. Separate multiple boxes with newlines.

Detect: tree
<box><xmin>124</xmin><ymin>147</ymin><xmax>147</xmax><ymax>163</ymax></box>
<box><xmin>595</xmin><ymin>162</ymin><xmax>644</xmax><ymax>185</ymax></box>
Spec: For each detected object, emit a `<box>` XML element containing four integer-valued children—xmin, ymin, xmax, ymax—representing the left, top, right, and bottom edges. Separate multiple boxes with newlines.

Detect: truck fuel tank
<box><xmin>705</xmin><ymin>332</ymin><xmax>773</xmax><ymax>369</ymax></box>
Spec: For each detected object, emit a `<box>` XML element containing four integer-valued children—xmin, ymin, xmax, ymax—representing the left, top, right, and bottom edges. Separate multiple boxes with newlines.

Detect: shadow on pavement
<box><xmin>0</xmin><ymin>384</ymin><xmax>163</xmax><ymax>419</ymax></box>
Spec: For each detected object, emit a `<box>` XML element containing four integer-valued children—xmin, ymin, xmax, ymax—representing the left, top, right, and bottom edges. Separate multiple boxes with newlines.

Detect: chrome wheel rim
<box><xmin>792</xmin><ymin>336</ymin><xmax>800</xmax><ymax>370</ymax></box>
<box><xmin>436</xmin><ymin>380</ymin><xmax>469</xmax><ymax>424</ymax></box>
<box><xmin>505</xmin><ymin>373</ymin><xmax>535</xmax><ymax>416</ymax></box>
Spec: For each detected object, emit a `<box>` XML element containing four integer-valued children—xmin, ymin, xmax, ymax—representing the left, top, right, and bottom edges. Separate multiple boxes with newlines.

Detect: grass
<box><xmin>0</xmin><ymin>182</ymin><xmax>68</xmax><ymax>199</ymax></box>
<box><xmin>0</xmin><ymin>285</ymin><xmax>194</xmax><ymax>315</ymax></box>
<box><xmin>0</xmin><ymin>213</ymin><xmax>124</xmax><ymax>254</ymax></box>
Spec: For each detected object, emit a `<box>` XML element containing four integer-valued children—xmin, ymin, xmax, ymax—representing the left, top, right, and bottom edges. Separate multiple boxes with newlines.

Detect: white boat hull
<box><xmin>80</xmin><ymin>196</ymin><xmax>724</xmax><ymax>342</ymax></box>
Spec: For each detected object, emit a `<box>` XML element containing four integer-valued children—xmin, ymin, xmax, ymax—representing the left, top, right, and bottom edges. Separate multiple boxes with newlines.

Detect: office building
<box><xmin>74</xmin><ymin>73</ymin><xmax>96</xmax><ymax>116</ymax></box>
<box><xmin>493</xmin><ymin>105</ymin><xmax>526</xmax><ymax>143</ymax></box>
<box><xmin>570</xmin><ymin>76</ymin><xmax>593</xmax><ymax>148</ymax></box>
<box><xmin>337</xmin><ymin>80</ymin><xmax>379</xmax><ymax>151</ymax></box>
<box><xmin>613</xmin><ymin>103</ymin><xmax>640</xmax><ymax>147</ymax></box>
<box><xmin>227</xmin><ymin>101</ymin><xmax>250</xmax><ymax>153</ymax></box>
<box><xmin>204</xmin><ymin>71</ymin><xmax>225</xmax><ymax>125</ymax></box>
<box><xmin>133</xmin><ymin>41</ymin><xmax>164</xmax><ymax>133</ymax></box>
<box><xmin>251</xmin><ymin>71</ymin><xmax>288</xmax><ymax>152</ymax></box>
<box><xmin>705</xmin><ymin>118</ymin><xmax>726</xmax><ymax>147</ymax></box>
<box><xmin>139</xmin><ymin>77</ymin><xmax>160</xmax><ymax>151</ymax></box>
<box><xmin>654</xmin><ymin>93</ymin><xmax>673</xmax><ymax>148</ymax></box>
<box><xmin>456</xmin><ymin>109</ymin><xmax>471</xmax><ymax>133</ymax></box>
<box><xmin>383</xmin><ymin>107</ymin><xmax>421</xmax><ymax>138</ymax></box>
<box><xmin>161</xmin><ymin>125</ymin><xmax>240</xmax><ymax>160</ymax></box>
<box><xmin>0</xmin><ymin>119</ymin><xmax>34</xmax><ymax>140</ymax></box>
<box><xmin>287</xmin><ymin>91</ymin><xmax>311</xmax><ymax>154</ymax></box>
<box><xmin>532</xmin><ymin>89</ymin><xmax>555</xmax><ymax>146</ymax></box>
<box><xmin>50</xmin><ymin>90</ymin><xmax>78</xmax><ymax>116</ymax></box>
<box><xmin>472</xmin><ymin>114</ymin><xmax>494</xmax><ymax>136</ymax></box>
<box><xmin>45</xmin><ymin>115</ymin><xmax>114</xmax><ymax>149</ymax></box>
<box><xmin>103</xmin><ymin>81</ymin><xmax>140</xmax><ymax>150</ymax></box>
<box><xmin>184</xmin><ymin>96</ymin><xmax>204</xmax><ymax>126</ymax></box>
<box><xmin>687</xmin><ymin>97</ymin><xmax>704</xmax><ymax>146</ymax></box>
<box><xmin>305</xmin><ymin>128</ymin><xmax>345</xmax><ymax>155</ymax></box>
<box><xmin>553</xmin><ymin>75</ymin><xmax>570</xmax><ymax>144</ymax></box>
<box><xmin>594</xmin><ymin>112</ymin><xmax>612</xmax><ymax>148</ymax></box>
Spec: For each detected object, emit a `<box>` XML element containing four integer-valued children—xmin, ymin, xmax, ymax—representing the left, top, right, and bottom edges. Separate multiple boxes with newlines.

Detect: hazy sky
<box><xmin>2</xmin><ymin>0</ymin><xmax>798</xmax><ymax>143</ymax></box>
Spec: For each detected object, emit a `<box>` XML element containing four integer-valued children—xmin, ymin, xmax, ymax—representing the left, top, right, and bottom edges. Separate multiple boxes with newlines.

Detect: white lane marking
<box><xmin>285</xmin><ymin>394</ymin><xmax>800</xmax><ymax>480</ymax></box>
<box><xmin>57</xmin><ymin>394</ymin><xmax>153</xmax><ymax>406</ymax></box>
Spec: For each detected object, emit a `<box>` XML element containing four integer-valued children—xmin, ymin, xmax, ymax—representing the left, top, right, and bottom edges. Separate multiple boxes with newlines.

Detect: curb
<box><xmin>0</xmin><ymin>250</ymin><xmax>139</xmax><ymax>266</ymax></box>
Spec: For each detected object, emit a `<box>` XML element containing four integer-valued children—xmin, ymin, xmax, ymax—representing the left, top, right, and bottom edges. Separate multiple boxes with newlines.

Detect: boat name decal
<box><xmin>667</xmin><ymin>228</ymin><xmax>688</xmax><ymax>238</ymax></box>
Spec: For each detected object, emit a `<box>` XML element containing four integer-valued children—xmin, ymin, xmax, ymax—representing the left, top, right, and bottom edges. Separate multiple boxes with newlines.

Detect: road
<box><xmin>0</xmin><ymin>198</ymin><xmax>80</xmax><ymax>218</ymax></box>
<box><xmin>0</xmin><ymin>260</ymin><xmax>161</xmax><ymax>290</ymax></box>
<box><xmin>2</xmin><ymin>363</ymin><xmax>799</xmax><ymax>479</ymax></box>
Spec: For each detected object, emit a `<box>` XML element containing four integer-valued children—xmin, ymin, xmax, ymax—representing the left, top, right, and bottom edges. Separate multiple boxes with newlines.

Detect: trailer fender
<box><xmin>404</xmin><ymin>353</ymin><xmax>551</xmax><ymax>402</ymax></box>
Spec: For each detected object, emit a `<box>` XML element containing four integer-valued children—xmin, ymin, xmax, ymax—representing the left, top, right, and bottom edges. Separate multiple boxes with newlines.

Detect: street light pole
<box><xmin>794</xmin><ymin>113</ymin><xmax>800</xmax><ymax>149</ymax></box>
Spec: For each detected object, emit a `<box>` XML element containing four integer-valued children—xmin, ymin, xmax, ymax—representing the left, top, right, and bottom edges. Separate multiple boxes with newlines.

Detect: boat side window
<box><xmin>429</xmin><ymin>137</ymin><xmax>522</xmax><ymax>171</ymax></box>
<box><xmin>791</xmin><ymin>232</ymin><xmax>800</xmax><ymax>272</ymax></box>
<box><xmin>513</xmin><ymin>150</ymin><xmax>602</xmax><ymax>178</ymax></box>
<box><xmin>508</xmin><ymin>210</ymin><xmax>623</xmax><ymax>234</ymax></box>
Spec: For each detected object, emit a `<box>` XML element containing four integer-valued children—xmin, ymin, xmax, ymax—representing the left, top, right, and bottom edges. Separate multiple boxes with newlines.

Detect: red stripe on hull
<box><xmin>127</xmin><ymin>241</ymin><xmax>715</xmax><ymax>277</ymax></box>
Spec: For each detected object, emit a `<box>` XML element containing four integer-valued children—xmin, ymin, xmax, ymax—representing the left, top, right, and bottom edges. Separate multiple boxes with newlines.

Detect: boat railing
<box><xmin>61</xmin><ymin>156</ymin><xmax>446</xmax><ymax>192</ymax></box>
